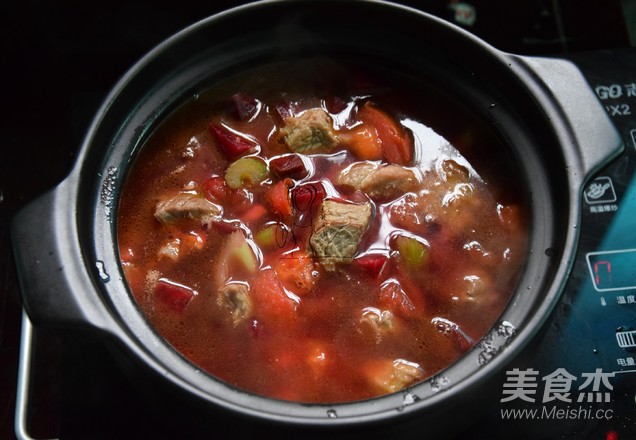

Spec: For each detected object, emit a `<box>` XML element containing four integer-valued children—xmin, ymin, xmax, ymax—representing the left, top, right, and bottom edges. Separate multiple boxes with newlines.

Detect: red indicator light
<box><xmin>606</xmin><ymin>430</ymin><xmax>619</xmax><ymax>440</ymax></box>
<box><xmin>593</xmin><ymin>260</ymin><xmax>612</xmax><ymax>287</ymax></box>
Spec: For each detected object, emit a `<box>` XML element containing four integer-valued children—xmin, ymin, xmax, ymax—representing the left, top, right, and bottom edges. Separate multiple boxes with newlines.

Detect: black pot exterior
<box><xmin>11</xmin><ymin>0</ymin><xmax>622</xmax><ymax>433</ymax></box>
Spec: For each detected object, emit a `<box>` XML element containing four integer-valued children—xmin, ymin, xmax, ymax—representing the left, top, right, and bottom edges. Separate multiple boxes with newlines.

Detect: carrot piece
<box><xmin>357</xmin><ymin>101</ymin><xmax>413</xmax><ymax>165</ymax></box>
<box><xmin>266</xmin><ymin>179</ymin><xmax>293</xmax><ymax>217</ymax></box>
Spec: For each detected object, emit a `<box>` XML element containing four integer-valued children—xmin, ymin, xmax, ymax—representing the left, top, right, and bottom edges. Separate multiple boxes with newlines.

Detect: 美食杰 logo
<box><xmin>499</xmin><ymin>368</ymin><xmax>615</xmax><ymax>421</ymax></box>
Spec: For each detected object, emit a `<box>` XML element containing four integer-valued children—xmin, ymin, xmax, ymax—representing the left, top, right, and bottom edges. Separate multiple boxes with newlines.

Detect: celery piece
<box><xmin>254</xmin><ymin>224</ymin><xmax>276</xmax><ymax>248</ymax></box>
<box><xmin>396</xmin><ymin>235</ymin><xmax>428</xmax><ymax>269</ymax></box>
<box><xmin>230</xmin><ymin>239</ymin><xmax>258</xmax><ymax>274</ymax></box>
<box><xmin>225</xmin><ymin>156</ymin><xmax>268</xmax><ymax>189</ymax></box>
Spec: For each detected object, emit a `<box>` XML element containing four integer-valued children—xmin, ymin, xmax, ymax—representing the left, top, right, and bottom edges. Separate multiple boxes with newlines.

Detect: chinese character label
<box><xmin>501</xmin><ymin>368</ymin><xmax>539</xmax><ymax>403</ymax></box>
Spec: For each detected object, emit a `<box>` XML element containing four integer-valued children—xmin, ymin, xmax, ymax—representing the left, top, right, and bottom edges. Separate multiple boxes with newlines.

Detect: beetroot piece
<box><xmin>269</xmin><ymin>154</ymin><xmax>308</xmax><ymax>180</ymax></box>
<box><xmin>209</xmin><ymin>123</ymin><xmax>255</xmax><ymax>159</ymax></box>
<box><xmin>324</xmin><ymin>96</ymin><xmax>348</xmax><ymax>114</ymax></box>
<box><xmin>290</xmin><ymin>182</ymin><xmax>327</xmax><ymax>213</ymax></box>
<box><xmin>231</xmin><ymin>92</ymin><xmax>259</xmax><ymax>121</ymax></box>
<box><xmin>155</xmin><ymin>278</ymin><xmax>197</xmax><ymax>312</ymax></box>
<box><xmin>273</xmin><ymin>101</ymin><xmax>295</xmax><ymax>122</ymax></box>
<box><xmin>354</xmin><ymin>253</ymin><xmax>389</xmax><ymax>279</ymax></box>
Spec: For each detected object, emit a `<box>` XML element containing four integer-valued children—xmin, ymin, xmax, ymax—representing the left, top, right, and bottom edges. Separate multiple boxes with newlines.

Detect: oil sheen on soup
<box><xmin>117</xmin><ymin>60</ymin><xmax>529</xmax><ymax>403</ymax></box>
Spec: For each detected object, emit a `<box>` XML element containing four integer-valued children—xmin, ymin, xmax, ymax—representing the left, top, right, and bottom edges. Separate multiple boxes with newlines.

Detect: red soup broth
<box><xmin>117</xmin><ymin>60</ymin><xmax>529</xmax><ymax>403</ymax></box>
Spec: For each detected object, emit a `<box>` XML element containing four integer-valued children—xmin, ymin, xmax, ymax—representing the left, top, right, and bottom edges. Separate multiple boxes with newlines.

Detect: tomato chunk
<box><xmin>155</xmin><ymin>278</ymin><xmax>197</xmax><ymax>312</ymax></box>
<box><xmin>267</xmin><ymin>179</ymin><xmax>293</xmax><ymax>217</ymax></box>
<box><xmin>344</xmin><ymin>125</ymin><xmax>383</xmax><ymax>161</ymax></box>
<box><xmin>250</xmin><ymin>268</ymin><xmax>297</xmax><ymax>324</ymax></box>
<box><xmin>201</xmin><ymin>176</ymin><xmax>229</xmax><ymax>203</ymax></box>
<box><xmin>274</xmin><ymin>252</ymin><xmax>319</xmax><ymax>296</ymax></box>
<box><xmin>357</xmin><ymin>101</ymin><xmax>413</xmax><ymax>165</ymax></box>
<box><xmin>379</xmin><ymin>278</ymin><xmax>424</xmax><ymax>319</ymax></box>
<box><xmin>240</xmin><ymin>203</ymin><xmax>267</xmax><ymax>224</ymax></box>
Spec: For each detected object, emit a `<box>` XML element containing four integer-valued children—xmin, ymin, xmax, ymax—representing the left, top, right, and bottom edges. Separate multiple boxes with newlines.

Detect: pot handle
<box><xmin>511</xmin><ymin>55</ymin><xmax>623</xmax><ymax>178</ymax></box>
<box><xmin>11</xmin><ymin>178</ymin><xmax>115</xmax><ymax>334</ymax></box>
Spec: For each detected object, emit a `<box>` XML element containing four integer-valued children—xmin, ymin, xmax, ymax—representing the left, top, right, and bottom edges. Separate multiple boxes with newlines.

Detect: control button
<box><xmin>584</xmin><ymin>176</ymin><xmax>616</xmax><ymax>204</ymax></box>
<box><xmin>586</xmin><ymin>249</ymin><xmax>636</xmax><ymax>292</ymax></box>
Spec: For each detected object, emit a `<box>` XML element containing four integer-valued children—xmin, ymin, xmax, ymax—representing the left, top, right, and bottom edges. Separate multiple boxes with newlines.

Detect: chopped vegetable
<box><xmin>214</xmin><ymin>231</ymin><xmax>260</xmax><ymax>287</ymax></box>
<box><xmin>273</xmin><ymin>252</ymin><xmax>319</xmax><ymax>296</ymax></box>
<box><xmin>185</xmin><ymin>231</ymin><xmax>205</xmax><ymax>250</ymax></box>
<box><xmin>224</xmin><ymin>156</ymin><xmax>268</xmax><ymax>189</ymax></box>
<box><xmin>269</xmin><ymin>154</ymin><xmax>308</xmax><ymax>179</ymax></box>
<box><xmin>324</xmin><ymin>96</ymin><xmax>348</xmax><ymax>114</ymax></box>
<box><xmin>254</xmin><ymin>224</ymin><xmax>276</xmax><ymax>248</ymax></box>
<box><xmin>211</xmin><ymin>219</ymin><xmax>243</xmax><ymax>235</ymax></box>
<box><xmin>201</xmin><ymin>176</ymin><xmax>229</xmax><ymax>203</ymax></box>
<box><xmin>156</xmin><ymin>232</ymin><xmax>205</xmax><ymax>262</ymax></box>
<box><xmin>379</xmin><ymin>278</ymin><xmax>421</xmax><ymax>319</ymax></box>
<box><xmin>254</xmin><ymin>222</ymin><xmax>289</xmax><ymax>250</ymax></box>
<box><xmin>250</xmin><ymin>268</ymin><xmax>297</xmax><ymax>324</ymax></box>
<box><xmin>231</xmin><ymin>92</ymin><xmax>259</xmax><ymax>121</ymax></box>
<box><xmin>394</xmin><ymin>234</ymin><xmax>429</xmax><ymax>270</ymax></box>
<box><xmin>266</xmin><ymin>179</ymin><xmax>293</xmax><ymax>217</ymax></box>
<box><xmin>354</xmin><ymin>252</ymin><xmax>389</xmax><ymax>279</ymax></box>
<box><xmin>240</xmin><ymin>203</ymin><xmax>267</xmax><ymax>224</ymax></box>
<box><xmin>154</xmin><ymin>278</ymin><xmax>197</xmax><ymax>312</ymax></box>
<box><xmin>209</xmin><ymin>123</ymin><xmax>256</xmax><ymax>159</ymax></box>
<box><xmin>357</xmin><ymin>101</ymin><xmax>413</xmax><ymax>165</ymax></box>
<box><xmin>273</xmin><ymin>100</ymin><xmax>295</xmax><ymax>122</ymax></box>
<box><xmin>344</xmin><ymin>125</ymin><xmax>383</xmax><ymax>161</ymax></box>
<box><xmin>290</xmin><ymin>181</ymin><xmax>326</xmax><ymax>213</ymax></box>
<box><xmin>228</xmin><ymin>232</ymin><xmax>259</xmax><ymax>275</ymax></box>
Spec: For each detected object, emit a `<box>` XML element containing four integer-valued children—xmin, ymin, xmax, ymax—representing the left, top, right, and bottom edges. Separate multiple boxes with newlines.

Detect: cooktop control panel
<box><xmin>476</xmin><ymin>49</ymin><xmax>636</xmax><ymax>439</ymax></box>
